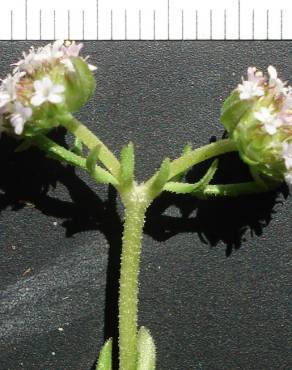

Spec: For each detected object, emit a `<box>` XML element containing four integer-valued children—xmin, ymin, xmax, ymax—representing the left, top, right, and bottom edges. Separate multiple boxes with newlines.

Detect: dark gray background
<box><xmin>0</xmin><ymin>41</ymin><xmax>291</xmax><ymax>370</ymax></box>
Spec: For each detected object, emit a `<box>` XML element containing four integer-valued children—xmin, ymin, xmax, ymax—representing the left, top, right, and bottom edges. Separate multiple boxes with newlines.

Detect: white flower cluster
<box><xmin>0</xmin><ymin>40</ymin><xmax>96</xmax><ymax>135</ymax></box>
<box><xmin>237</xmin><ymin>66</ymin><xmax>292</xmax><ymax>184</ymax></box>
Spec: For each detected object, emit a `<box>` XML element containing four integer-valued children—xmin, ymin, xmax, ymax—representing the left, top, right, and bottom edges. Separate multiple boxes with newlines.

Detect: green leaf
<box><xmin>149</xmin><ymin>158</ymin><xmax>170</xmax><ymax>197</ymax></box>
<box><xmin>64</xmin><ymin>57</ymin><xmax>96</xmax><ymax>112</ymax></box>
<box><xmin>14</xmin><ymin>139</ymin><xmax>33</xmax><ymax>152</ymax></box>
<box><xmin>163</xmin><ymin>159</ymin><xmax>218</xmax><ymax>195</ymax></box>
<box><xmin>96</xmin><ymin>339</ymin><xmax>112</xmax><ymax>370</ymax></box>
<box><xmin>86</xmin><ymin>145</ymin><xmax>118</xmax><ymax>185</ymax></box>
<box><xmin>137</xmin><ymin>327</ymin><xmax>156</xmax><ymax>370</ymax></box>
<box><xmin>71</xmin><ymin>137</ymin><xmax>83</xmax><ymax>156</ymax></box>
<box><xmin>86</xmin><ymin>145</ymin><xmax>101</xmax><ymax>174</ymax></box>
<box><xmin>119</xmin><ymin>142</ymin><xmax>135</xmax><ymax>187</ymax></box>
<box><xmin>171</xmin><ymin>143</ymin><xmax>192</xmax><ymax>182</ymax></box>
<box><xmin>195</xmin><ymin>158</ymin><xmax>219</xmax><ymax>190</ymax></box>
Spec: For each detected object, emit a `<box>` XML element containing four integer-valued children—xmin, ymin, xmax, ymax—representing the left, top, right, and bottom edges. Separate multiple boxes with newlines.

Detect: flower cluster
<box><xmin>221</xmin><ymin>66</ymin><xmax>292</xmax><ymax>185</ymax></box>
<box><xmin>0</xmin><ymin>40</ymin><xmax>96</xmax><ymax>136</ymax></box>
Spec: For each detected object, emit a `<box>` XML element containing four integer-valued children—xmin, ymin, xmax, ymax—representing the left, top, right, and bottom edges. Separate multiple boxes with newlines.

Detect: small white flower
<box><xmin>267</xmin><ymin>65</ymin><xmax>287</xmax><ymax>97</ymax></box>
<box><xmin>37</xmin><ymin>40</ymin><xmax>64</xmax><ymax>63</ymax></box>
<box><xmin>31</xmin><ymin>76</ymin><xmax>65</xmax><ymax>107</ymax></box>
<box><xmin>0</xmin><ymin>72</ymin><xmax>25</xmax><ymax>110</ymax></box>
<box><xmin>254</xmin><ymin>107</ymin><xmax>282</xmax><ymax>135</ymax></box>
<box><xmin>282</xmin><ymin>142</ymin><xmax>292</xmax><ymax>170</ymax></box>
<box><xmin>9</xmin><ymin>101</ymin><xmax>32</xmax><ymax>135</ymax></box>
<box><xmin>238</xmin><ymin>80</ymin><xmax>264</xmax><ymax>100</ymax></box>
<box><xmin>13</xmin><ymin>48</ymin><xmax>43</xmax><ymax>74</ymax></box>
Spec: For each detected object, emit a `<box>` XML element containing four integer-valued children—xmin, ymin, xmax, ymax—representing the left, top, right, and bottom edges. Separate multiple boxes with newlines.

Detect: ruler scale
<box><xmin>0</xmin><ymin>0</ymin><xmax>292</xmax><ymax>40</ymax></box>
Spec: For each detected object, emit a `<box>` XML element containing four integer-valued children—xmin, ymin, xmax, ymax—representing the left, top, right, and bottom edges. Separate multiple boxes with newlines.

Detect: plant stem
<box><xmin>168</xmin><ymin>138</ymin><xmax>236</xmax><ymax>179</ymax></box>
<box><xmin>119</xmin><ymin>185</ymin><xmax>151</xmax><ymax>370</ymax></box>
<box><xmin>32</xmin><ymin>135</ymin><xmax>86</xmax><ymax>167</ymax></box>
<box><xmin>200</xmin><ymin>181</ymin><xmax>279</xmax><ymax>197</ymax></box>
<box><xmin>32</xmin><ymin>135</ymin><xmax>118</xmax><ymax>186</ymax></box>
<box><xmin>60</xmin><ymin>114</ymin><xmax>120</xmax><ymax>177</ymax></box>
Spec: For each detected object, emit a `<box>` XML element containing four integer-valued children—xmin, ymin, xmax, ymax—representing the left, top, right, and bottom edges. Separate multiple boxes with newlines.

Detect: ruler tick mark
<box><xmin>125</xmin><ymin>9</ymin><xmax>127</xmax><ymax>40</ymax></box>
<box><xmin>153</xmin><ymin>10</ymin><xmax>156</xmax><ymax>40</ymax></box>
<box><xmin>96</xmin><ymin>0</ymin><xmax>99</xmax><ymax>40</ymax></box>
<box><xmin>68</xmin><ymin>9</ymin><xmax>70</xmax><ymax>40</ymax></box>
<box><xmin>111</xmin><ymin>9</ymin><xmax>113</xmax><ymax>40</ymax></box>
<box><xmin>181</xmin><ymin>10</ymin><xmax>184</xmax><ymax>40</ymax></box>
<box><xmin>280</xmin><ymin>9</ymin><xmax>283</xmax><ymax>40</ymax></box>
<box><xmin>39</xmin><ymin>9</ymin><xmax>42</xmax><ymax>40</ymax></box>
<box><xmin>10</xmin><ymin>10</ymin><xmax>13</xmax><ymax>40</ymax></box>
<box><xmin>252</xmin><ymin>9</ymin><xmax>255</xmax><ymax>40</ymax></box>
<box><xmin>53</xmin><ymin>10</ymin><xmax>56</xmax><ymax>40</ymax></box>
<box><xmin>82</xmin><ymin>10</ymin><xmax>85</xmax><ymax>40</ymax></box>
<box><xmin>210</xmin><ymin>9</ymin><xmax>213</xmax><ymax>40</ymax></box>
<box><xmin>167</xmin><ymin>0</ymin><xmax>170</xmax><ymax>40</ymax></box>
<box><xmin>224</xmin><ymin>9</ymin><xmax>227</xmax><ymax>40</ymax></box>
<box><xmin>266</xmin><ymin>9</ymin><xmax>269</xmax><ymax>40</ymax></box>
<box><xmin>196</xmin><ymin>10</ymin><xmax>198</xmax><ymax>40</ymax></box>
<box><xmin>139</xmin><ymin>10</ymin><xmax>141</xmax><ymax>40</ymax></box>
<box><xmin>238</xmin><ymin>0</ymin><xmax>241</xmax><ymax>39</ymax></box>
<box><xmin>25</xmin><ymin>0</ymin><xmax>28</xmax><ymax>40</ymax></box>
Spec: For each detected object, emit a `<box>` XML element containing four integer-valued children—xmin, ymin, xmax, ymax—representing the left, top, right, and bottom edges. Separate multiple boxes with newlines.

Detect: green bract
<box><xmin>64</xmin><ymin>58</ymin><xmax>96</xmax><ymax>112</ymax></box>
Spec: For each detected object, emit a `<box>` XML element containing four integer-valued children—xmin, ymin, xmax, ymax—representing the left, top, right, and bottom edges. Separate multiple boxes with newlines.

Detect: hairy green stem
<box><xmin>60</xmin><ymin>114</ymin><xmax>120</xmax><ymax>177</ymax></box>
<box><xmin>119</xmin><ymin>185</ymin><xmax>151</xmax><ymax>370</ymax></box>
<box><xmin>170</xmin><ymin>138</ymin><xmax>236</xmax><ymax>179</ymax></box>
<box><xmin>32</xmin><ymin>135</ymin><xmax>118</xmax><ymax>186</ymax></box>
<box><xmin>32</xmin><ymin>135</ymin><xmax>87</xmax><ymax>168</ymax></box>
<box><xmin>201</xmin><ymin>181</ymin><xmax>279</xmax><ymax>197</ymax></box>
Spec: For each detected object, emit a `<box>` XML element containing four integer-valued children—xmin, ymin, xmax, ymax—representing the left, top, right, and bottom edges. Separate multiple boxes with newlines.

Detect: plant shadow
<box><xmin>0</xmin><ymin>132</ymin><xmax>288</xmax><ymax>370</ymax></box>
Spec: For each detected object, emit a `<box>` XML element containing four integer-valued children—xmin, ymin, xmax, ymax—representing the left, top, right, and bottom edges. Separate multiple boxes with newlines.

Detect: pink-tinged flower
<box><xmin>247</xmin><ymin>66</ymin><xmax>265</xmax><ymax>84</ymax></box>
<box><xmin>267</xmin><ymin>65</ymin><xmax>288</xmax><ymax>97</ymax></box>
<box><xmin>62</xmin><ymin>41</ymin><xmax>83</xmax><ymax>57</ymax></box>
<box><xmin>9</xmin><ymin>101</ymin><xmax>32</xmax><ymax>135</ymax></box>
<box><xmin>282</xmin><ymin>142</ymin><xmax>292</xmax><ymax>170</ymax></box>
<box><xmin>254</xmin><ymin>107</ymin><xmax>282</xmax><ymax>135</ymax></box>
<box><xmin>31</xmin><ymin>77</ymin><xmax>65</xmax><ymax>106</ymax></box>
<box><xmin>237</xmin><ymin>66</ymin><xmax>265</xmax><ymax>100</ymax></box>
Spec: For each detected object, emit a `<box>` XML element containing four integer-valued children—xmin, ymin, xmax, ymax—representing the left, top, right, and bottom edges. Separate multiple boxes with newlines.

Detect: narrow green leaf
<box><xmin>119</xmin><ymin>142</ymin><xmax>135</xmax><ymax>187</ymax></box>
<box><xmin>171</xmin><ymin>143</ymin><xmax>192</xmax><ymax>182</ymax></box>
<box><xmin>149</xmin><ymin>158</ymin><xmax>170</xmax><ymax>197</ymax></box>
<box><xmin>137</xmin><ymin>327</ymin><xmax>156</xmax><ymax>370</ymax></box>
<box><xmin>195</xmin><ymin>158</ymin><xmax>219</xmax><ymax>190</ymax></box>
<box><xmin>71</xmin><ymin>137</ymin><xmax>83</xmax><ymax>156</ymax></box>
<box><xmin>92</xmin><ymin>166</ymin><xmax>119</xmax><ymax>186</ymax></box>
<box><xmin>86</xmin><ymin>145</ymin><xmax>118</xmax><ymax>185</ymax></box>
<box><xmin>15</xmin><ymin>139</ymin><xmax>33</xmax><ymax>152</ymax></box>
<box><xmin>96</xmin><ymin>339</ymin><xmax>112</xmax><ymax>370</ymax></box>
<box><xmin>163</xmin><ymin>181</ymin><xmax>200</xmax><ymax>194</ymax></box>
<box><xmin>163</xmin><ymin>159</ymin><xmax>218</xmax><ymax>195</ymax></box>
<box><xmin>86</xmin><ymin>145</ymin><xmax>101</xmax><ymax>174</ymax></box>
